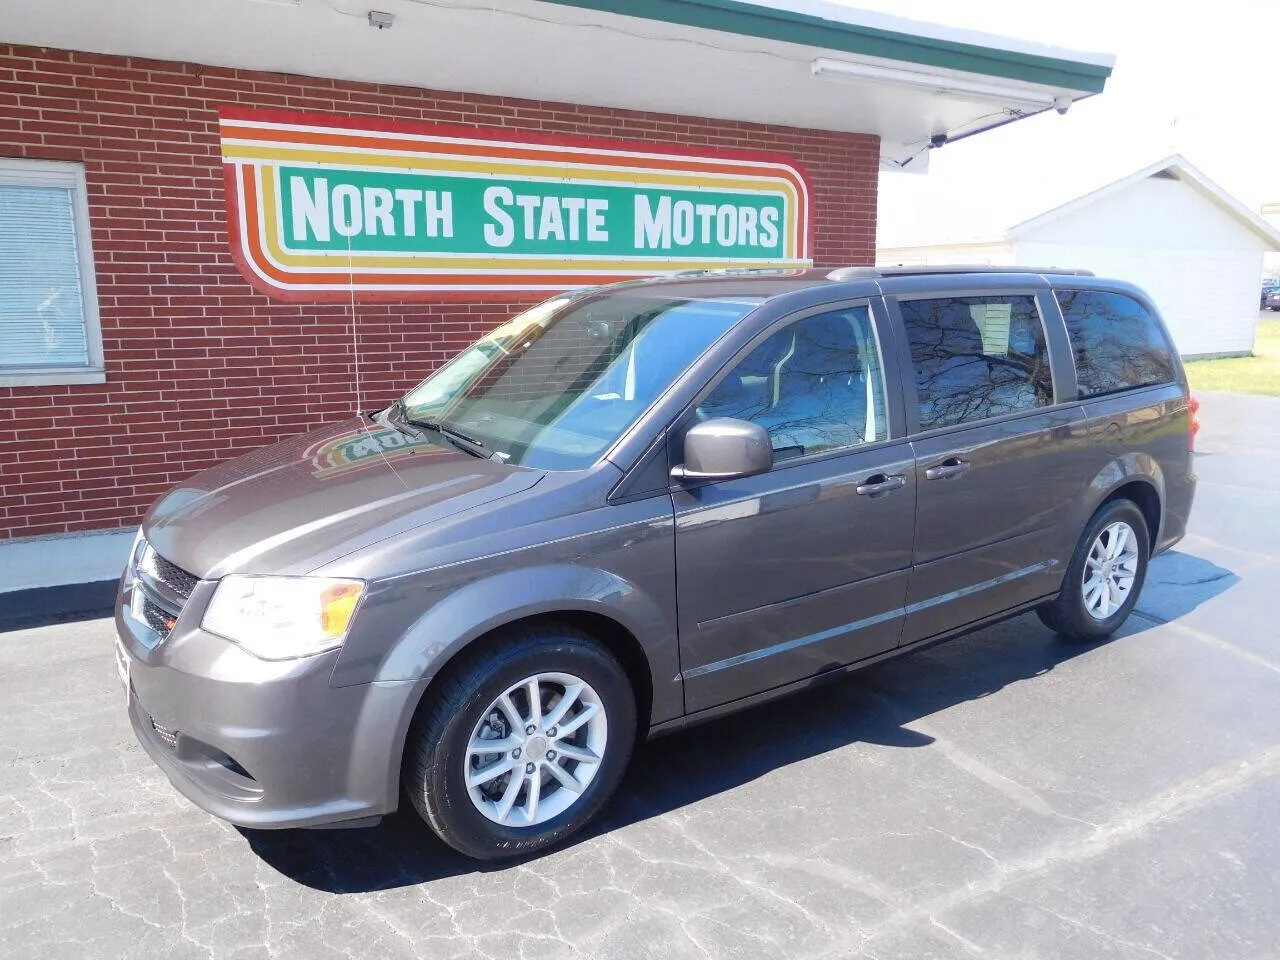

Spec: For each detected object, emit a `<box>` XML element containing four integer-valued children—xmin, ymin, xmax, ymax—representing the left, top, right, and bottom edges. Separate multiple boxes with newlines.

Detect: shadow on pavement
<box><xmin>242</xmin><ymin>553</ymin><xmax>1238</xmax><ymax>892</ymax></box>
<box><xmin>0</xmin><ymin>580</ymin><xmax>118</xmax><ymax>633</ymax></box>
<box><xmin>1137</xmin><ymin>550</ymin><xmax>1240</xmax><ymax>622</ymax></box>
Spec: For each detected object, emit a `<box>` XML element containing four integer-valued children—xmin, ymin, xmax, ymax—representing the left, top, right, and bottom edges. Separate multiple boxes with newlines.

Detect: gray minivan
<box><xmin>115</xmin><ymin>267</ymin><xmax>1197</xmax><ymax>860</ymax></box>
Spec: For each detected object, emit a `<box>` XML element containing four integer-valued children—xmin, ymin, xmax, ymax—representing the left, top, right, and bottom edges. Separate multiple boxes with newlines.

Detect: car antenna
<box><xmin>347</xmin><ymin>230</ymin><xmax>364</xmax><ymax>417</ymax></box>
<box><xmin>345</xmin><ymin>226</ymin><xmax>410</xmax><ymax>490</ymax></box>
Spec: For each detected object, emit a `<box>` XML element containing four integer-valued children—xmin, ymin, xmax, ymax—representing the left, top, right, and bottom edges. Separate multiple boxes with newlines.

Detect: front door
<box><xmin>892</xmin><ymin>292</ymin><xmax>1086</xmax><ymax>643</ymax></box>
<box><xmin>672</xmin><ymin>304</ymin><xmax>916</xmax><ymax>713</ymax></box>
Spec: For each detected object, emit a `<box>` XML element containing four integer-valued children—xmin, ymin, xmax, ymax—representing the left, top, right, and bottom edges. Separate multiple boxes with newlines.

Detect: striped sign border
<box><xmin>218</xmin><ymin>106</ymin><xmax>814</xmax><ymax>301</ymax></box>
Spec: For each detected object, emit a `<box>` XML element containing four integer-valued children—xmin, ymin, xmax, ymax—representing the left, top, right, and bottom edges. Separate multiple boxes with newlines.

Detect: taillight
<box><xmin>1188</xmin><ymin>394</ymin><xmax>1201</xmax><ymax>451</ymax></box>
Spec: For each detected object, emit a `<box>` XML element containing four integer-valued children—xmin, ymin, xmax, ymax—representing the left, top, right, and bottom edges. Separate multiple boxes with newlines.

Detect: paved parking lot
<box><xmin>2</xmin><ymin>391</ymin><xmax>1278</xmax><ymax>960</ymax></box>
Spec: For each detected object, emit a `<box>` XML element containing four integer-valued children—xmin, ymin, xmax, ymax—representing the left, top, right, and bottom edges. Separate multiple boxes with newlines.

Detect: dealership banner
<box><xmin>218</xmin><ymin>107</ymin><xmax>812</xmax><ymax>300</ymax></box>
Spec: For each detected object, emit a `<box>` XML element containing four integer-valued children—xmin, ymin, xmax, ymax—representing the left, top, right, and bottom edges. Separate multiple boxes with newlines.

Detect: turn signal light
<box><xmin>320</xmin><ymin>582</ymin><xmax>363</xmax><ymax>637</ymax></box>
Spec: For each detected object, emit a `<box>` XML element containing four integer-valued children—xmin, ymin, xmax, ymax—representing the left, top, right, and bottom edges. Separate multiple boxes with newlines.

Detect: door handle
<box><xmin>856</xmin><ymin>473</ymin><xmax>906</xmax><ymax>496</ymax></box>
<box><xmin>925</xmin><ymin>457</ymin><xmax>970</xmax><ymax>481</ymax></box>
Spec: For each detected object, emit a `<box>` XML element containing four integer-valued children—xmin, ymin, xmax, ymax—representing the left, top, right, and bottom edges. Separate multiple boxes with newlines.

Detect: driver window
<box><xmin>700</xmin><ymin>306</ymin><xmax>887</xmax><ymax>461</ymax></box>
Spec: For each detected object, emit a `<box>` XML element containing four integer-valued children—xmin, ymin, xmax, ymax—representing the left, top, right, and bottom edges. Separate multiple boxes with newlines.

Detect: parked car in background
<box><xmin>1263</xmin><ymin>280</ymin><xmax>1280</xmax><ymax>310</ymax></box>
<box><xmin>115</xmin><ymin>267</ymin><xmax>1197</xmax><ymax>861</ymax></box>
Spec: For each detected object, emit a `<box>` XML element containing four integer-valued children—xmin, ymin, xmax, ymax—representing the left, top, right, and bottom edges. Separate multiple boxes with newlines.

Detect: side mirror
<box><xmin>671</xmin><ymin>418</ymin><xmax>773</xmax><ymax>483</ymax></box>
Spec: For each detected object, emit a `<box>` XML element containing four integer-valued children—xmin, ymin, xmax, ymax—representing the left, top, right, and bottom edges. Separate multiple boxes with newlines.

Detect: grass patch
<box><xmin>1184</xmin><ymin>316</ymin><xmax>1280</xmax><ymax>396</ymax></box>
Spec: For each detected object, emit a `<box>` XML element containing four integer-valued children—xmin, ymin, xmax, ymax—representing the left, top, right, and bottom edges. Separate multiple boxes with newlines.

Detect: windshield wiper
<box><xmin>374</xmin><ymin>398</ymin><xmax>424</xmax><ymax>440</ymax></box>
<box><xmin>406</xmin><ymin>411</ymin><xmax>494</xmax><ymax>460</ymax></box>
<box><xmin>376</xmin><ymin>400</ymin><xmax>493</xmax><ymax>459</ymax></box>
<box><xmin>420</xmin><ymin>421</ymin><xmax>493</xmax><ymax>460</ymax></box>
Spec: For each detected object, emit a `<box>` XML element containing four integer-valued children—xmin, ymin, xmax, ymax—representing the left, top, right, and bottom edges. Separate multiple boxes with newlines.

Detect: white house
<box><xmin>878</xmin><ymin>156</ymin><xmax>1280</xmax><ymax>358</ymax></box>
<box><xmin>1263</xmin><ymin>202</ymin><xmax>1280</xmax><ymax>281</ymax></box>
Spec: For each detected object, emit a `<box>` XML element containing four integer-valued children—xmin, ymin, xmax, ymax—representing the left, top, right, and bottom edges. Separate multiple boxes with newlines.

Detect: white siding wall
<box><xmin>877</xmin><ymin>241</ymin><xmax>1014</xmax><ymax>268</ymax></box>
<box><xmin>1014</xmin><ymin>178</ymin><xmax>1269</xmax><ymax>358</ymax></box>
<box><xmin>1258</xmin><ymin>206</ymin><xmax>1279</xmax><ymax>278</ymax></box>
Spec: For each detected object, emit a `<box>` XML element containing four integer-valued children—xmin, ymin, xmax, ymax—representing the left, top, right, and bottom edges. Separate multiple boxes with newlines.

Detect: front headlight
<box><xmin>202</xmin><ymin>575</ymin><xmax>365</xmax><ymax>661</ymax></box>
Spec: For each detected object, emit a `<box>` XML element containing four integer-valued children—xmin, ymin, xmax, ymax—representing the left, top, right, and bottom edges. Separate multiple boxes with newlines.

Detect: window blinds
<box><xmin>0</xmin><ymin>184</ymin><xmax>90</xmax><ymax>370</ymax></box>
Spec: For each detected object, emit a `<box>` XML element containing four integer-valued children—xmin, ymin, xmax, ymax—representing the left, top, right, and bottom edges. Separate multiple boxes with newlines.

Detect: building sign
<box><xmin>219</xmin><ymin>107</ymin><xmax>812</xmax><ymax>300</ymax></box>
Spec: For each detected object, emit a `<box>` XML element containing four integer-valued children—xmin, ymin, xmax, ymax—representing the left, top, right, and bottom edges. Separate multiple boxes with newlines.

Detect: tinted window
<box><xmin>900</xmin><ymin>295</ymin><xmax>1052</xmax><ymax>431</ymax></box>
<box><xmin>700</xmin><ymin>307</ymin><xmax>887</xmax><ymax>460</ymax></box>
<box><xmin>1056</xmin><ymin>290</ymin><xmax>1176</xmax><ymax>398</ymax></box>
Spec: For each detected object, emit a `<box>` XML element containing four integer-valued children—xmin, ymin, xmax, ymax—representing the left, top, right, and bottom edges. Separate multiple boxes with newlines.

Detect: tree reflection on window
<box><xmin>1056</xmin><ymin>290</ymin><xmax>1176</xmax><ymax>398</ymax></box>
<box><xmin>700</xmin><ymin>307</ymin><xmax>887</xmax><ymax>460</ymax></box>
<box><xmin>900</xmin><ymin>296</ymin><xmax>1052</xmax><ymax>431</ymax></box>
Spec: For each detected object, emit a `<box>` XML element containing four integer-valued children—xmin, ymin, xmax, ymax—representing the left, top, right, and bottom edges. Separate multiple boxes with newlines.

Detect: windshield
<box><xmin>401</xmin><ymin>290</ymin><xmax>759</xmax><ymax>469</ymax></box>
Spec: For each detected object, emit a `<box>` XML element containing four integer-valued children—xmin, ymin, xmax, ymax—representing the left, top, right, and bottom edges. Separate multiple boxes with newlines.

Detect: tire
<box><xmin>404</xmin><ymin>622</ymin><xmax>636</xmax><ymax>861</ymax></box>
<box><xmin>1037</xmin><ymin>499</ymin><xmax>1150</xmax><ymax>642</ymax></box>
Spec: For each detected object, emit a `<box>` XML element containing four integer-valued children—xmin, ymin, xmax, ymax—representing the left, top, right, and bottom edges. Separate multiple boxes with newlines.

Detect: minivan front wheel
<box><xmin>404</xmin><ymin>624</ymin><xmax>636</xmax><ymax>861</ymax></box>
<box><xmin>1038</xmin><ymin>499</ymin><xmax>1150</xmax><ymax>641</ymax></box>
<box><xmin>464</xmin><ymin>672</ymin><xmax>609</xmax><ymax>829</ymax></box>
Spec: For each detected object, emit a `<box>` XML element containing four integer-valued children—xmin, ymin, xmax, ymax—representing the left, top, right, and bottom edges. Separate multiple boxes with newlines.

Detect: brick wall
<box><xmin>0</xmin><ymin>44</ymin><xmax>880</xmax><ymax>540</ymax></box>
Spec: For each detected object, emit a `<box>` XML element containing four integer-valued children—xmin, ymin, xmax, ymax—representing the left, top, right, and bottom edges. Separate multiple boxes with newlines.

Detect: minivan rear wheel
<box><xmin>1037</xmin><ymin>499</ymin><xmax>1150</xmax><ymax>642</ymax></box>
<box><xmin>403</xmin><ymin>623</ymin><xmax>636</xmax><ymax>861</ymax></box>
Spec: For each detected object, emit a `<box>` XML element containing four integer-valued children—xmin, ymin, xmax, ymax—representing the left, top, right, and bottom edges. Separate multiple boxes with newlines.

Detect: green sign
<box><xmin>280</xmin><ymin>167</ymin><xmax>787</xmax><ymax>259</ymax></box>
<box><xmin>221</xmin><ymin>107</ymin><xmax>812</xmax><ymax>299</ymax></box>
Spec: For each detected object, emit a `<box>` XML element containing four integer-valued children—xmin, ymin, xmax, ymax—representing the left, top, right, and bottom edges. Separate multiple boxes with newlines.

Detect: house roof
<box><xmin>1007</xmin><ymin>155</ymin><xmax>1280</xmax><ymax>247</ymax></box>
<box><xmin>880</xmin><ymin>154</ymin><xmax>1280</xmax><ymax>250</ymax></box>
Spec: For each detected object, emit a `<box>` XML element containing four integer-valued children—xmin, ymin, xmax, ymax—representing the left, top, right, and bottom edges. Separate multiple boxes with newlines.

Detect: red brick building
<box><xmin>0</xmin><ymin>0</ymin><xmax>1111</xmax><ymax>588</ymax></box>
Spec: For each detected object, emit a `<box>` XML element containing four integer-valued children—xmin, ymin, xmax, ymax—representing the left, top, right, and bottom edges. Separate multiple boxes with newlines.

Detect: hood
<box><xmin>143</xmin><ymin>418</ymin><xmax>542</xmax><ymax>578</ymax></box>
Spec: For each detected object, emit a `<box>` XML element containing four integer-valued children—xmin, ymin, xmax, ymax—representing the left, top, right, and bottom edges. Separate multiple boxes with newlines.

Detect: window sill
<box><xmin>0</xmin><ymin>369</ymin><xmax>107</xmax><ymax>388</ymax></box>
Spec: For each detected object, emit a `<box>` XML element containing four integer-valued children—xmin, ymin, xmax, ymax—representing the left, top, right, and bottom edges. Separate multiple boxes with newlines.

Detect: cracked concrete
<box><xmin>2</xmin><ymin>391</ymin><xmax>1279</xmax><ymax>959</ymax></box>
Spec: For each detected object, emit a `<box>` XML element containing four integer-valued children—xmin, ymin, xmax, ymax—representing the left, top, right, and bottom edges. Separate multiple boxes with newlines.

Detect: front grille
<box><xmin>139</xmin><ymin>547</ymin><xmax>198</xmax><ymax>600</ymax></box>
<box><xmin>149</xmin><ymin>716</ymin><xmax>179</xmax><ymax>750</ymax></box>
<box><xmin>131</xmin><ymin>541</ymin><xmax>199</xmax><ymax>641</ymax></box>
<box><xmin>140</xmin><ymin>594</ymin><xmax>178</xmax><ymax>637</ymax></box>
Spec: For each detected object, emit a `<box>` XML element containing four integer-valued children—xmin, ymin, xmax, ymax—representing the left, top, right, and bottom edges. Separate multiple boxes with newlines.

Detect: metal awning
<box><xmin>1</xmin><ymin>0</ymin><xmax>1114</xmax><ymax>172</ymax></box>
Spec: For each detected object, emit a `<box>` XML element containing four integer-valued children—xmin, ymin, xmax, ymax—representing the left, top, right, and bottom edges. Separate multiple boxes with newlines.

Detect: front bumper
<box><xmin>116</xmin><ymin>576</ymin><xmax>426</xmax><ymax>829</ymax></box>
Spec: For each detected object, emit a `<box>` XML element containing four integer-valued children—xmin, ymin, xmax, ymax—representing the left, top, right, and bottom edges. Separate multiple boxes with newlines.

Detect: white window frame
<box><xmin>0</xmin><ymin>158</ymin><xmax>105</xmax><ymax>387</ymax></box>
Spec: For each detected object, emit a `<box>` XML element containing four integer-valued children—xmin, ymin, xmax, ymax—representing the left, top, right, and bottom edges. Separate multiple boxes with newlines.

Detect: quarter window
<box><xmin>900</xmin><ymin>295</ymin><xmax>1052</xmax><ymax>431</ymax></box>
<box><xmin>0</xmin><ymin>159</ymin><xmax>104</xmax><ymax>386</ymax></box>
<box><xmin>1056</xmin><ymin>290</ymin><xmax>1176</xmax><ymax>398</ymax></box>
<box><xmin>699</xmin><ymin>306</ymin><xmax>887</xmax><ymax>460</ymax></box>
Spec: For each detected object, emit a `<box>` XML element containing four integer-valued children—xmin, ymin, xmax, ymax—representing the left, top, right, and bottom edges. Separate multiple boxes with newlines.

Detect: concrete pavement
<box><xmin>1</xmin><ymin>390</ymin><xmax>1277</xmax><ymax>959</ymax></box>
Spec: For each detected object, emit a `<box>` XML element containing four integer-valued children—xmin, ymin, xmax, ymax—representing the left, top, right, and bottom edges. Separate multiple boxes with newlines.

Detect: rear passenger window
<box><xmin>1056</xmin><ymin>290</ymin><xmax>1176</xmax><ymax>398</ymax></box>
<box><xmin>900</xmin><ymin>295</ymin><xmax>1052</xmax><ymax>431</ymax></box>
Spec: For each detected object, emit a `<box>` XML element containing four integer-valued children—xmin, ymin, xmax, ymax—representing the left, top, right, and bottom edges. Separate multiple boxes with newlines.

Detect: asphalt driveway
<box><xmin>2</xmin><ymin>391</ymin><xmax>1278</xmax><ymax>960</ymax></box>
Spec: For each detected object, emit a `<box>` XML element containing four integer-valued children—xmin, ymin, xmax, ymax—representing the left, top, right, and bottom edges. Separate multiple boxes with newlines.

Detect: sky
<box><xmin>832</xmin><ymin>0</ymin><xmax>1280</xmax><ymax>247</ymax></box>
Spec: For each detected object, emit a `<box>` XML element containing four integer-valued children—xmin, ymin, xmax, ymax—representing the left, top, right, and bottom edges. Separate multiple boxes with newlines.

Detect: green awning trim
<box><xmin>536</xmin><ymin>0</ymin><xmax>1112</xmax><ymax>94</ymax></box>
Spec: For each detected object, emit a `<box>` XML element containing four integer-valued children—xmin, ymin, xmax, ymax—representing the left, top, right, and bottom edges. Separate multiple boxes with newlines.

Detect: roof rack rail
<box><xmin>823</xmin><ymin>267</ymin><xmax>882</xmax><ymax>281</ymax></box>
<box><xmin>669</xmin><ymin>266</ymin><xmax>804</xmax><ymax>278</ymax></box>
<box><xmin>826</xmin><ymin>265</ymin><xmax>1095</xmax><ymax>281</ymax></box>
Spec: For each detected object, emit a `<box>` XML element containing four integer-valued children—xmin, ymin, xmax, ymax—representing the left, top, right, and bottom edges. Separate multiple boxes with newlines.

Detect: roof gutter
<box><xmin>940</xmin><ymin>92</ymin><xmax>1097</xmax><ymax>146</ymax></box>
<box><xmin>877</xmin><ymin>93</ymin><xmax>1099</xmax><ymax>171</ymax></box>
<box><xmin>533</xmin><ymin>0</ymin><xmax>1114</xmax><ymax>93</ymax></box>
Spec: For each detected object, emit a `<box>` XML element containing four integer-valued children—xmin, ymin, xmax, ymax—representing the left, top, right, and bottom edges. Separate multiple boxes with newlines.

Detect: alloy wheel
<box><xmin>1081</xmin><ymin>520</ymin><xmax>1140</xmax><ymax>620</ymax></box>
<box><xmin>464</xmin><ymin>672</ymin><xmax>608</xmax><ymax>827</ymax></box>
